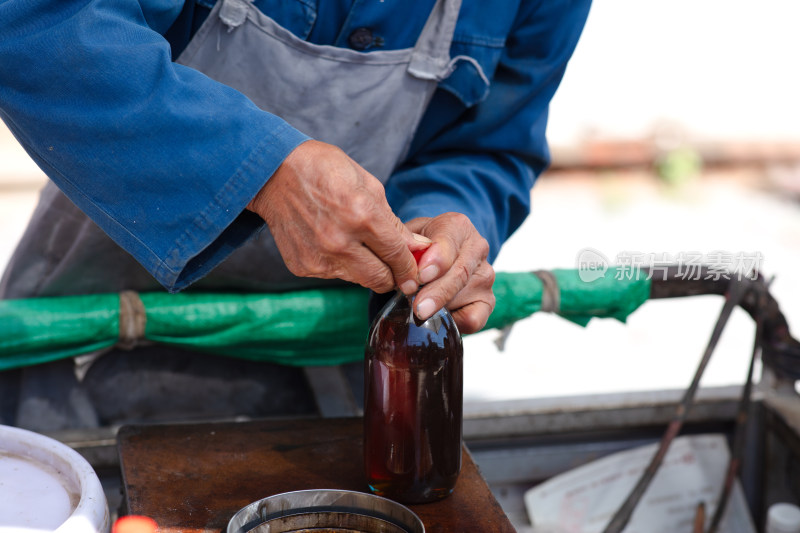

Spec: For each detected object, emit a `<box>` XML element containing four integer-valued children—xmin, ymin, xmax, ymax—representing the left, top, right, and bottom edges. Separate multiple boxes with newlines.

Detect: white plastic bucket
<box><xmin>0</xmin><ymin>424</ymin><xmax>110</xmax><ymax>533</ymax></box>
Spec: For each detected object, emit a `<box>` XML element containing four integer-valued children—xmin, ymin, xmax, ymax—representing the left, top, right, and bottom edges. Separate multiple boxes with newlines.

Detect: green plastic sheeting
<box><xmin>0</xmin><ymin>268</ymin><xmax>650</xmax><ymax>371</ymax></box>
<box><xmin>486</xmin><ymin>267</ymin><xmax>651</xmax><ymax>330</ymax></box>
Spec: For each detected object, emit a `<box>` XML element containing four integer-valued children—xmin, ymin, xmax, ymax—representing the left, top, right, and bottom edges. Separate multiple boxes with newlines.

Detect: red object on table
<box><xmin>112</xmin><ymin>515</ymin><xmax>158</xmax><ymax>533</ymax></box>
<box><xmin>117</xmin><ymin>417</ymin><xmax>514</xmax><ymax>533</ymax></box>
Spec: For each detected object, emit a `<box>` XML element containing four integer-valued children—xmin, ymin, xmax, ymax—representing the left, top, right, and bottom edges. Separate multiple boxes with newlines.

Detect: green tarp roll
<box><xmin>0</xmin><ymin>268</ymin><xmax>650</xmax><ymax>371</ymax></box>
<box><xmin>486</xmin><ymin>267</ymin><xmax>651</xmax><ymax>329</ymax></box>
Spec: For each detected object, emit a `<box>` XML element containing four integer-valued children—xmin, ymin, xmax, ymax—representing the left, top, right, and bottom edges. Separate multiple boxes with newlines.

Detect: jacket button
<box><xmin>348</xmin><ymin>27</ymin><xmax>374</xmax><ymax>51</ymax></box>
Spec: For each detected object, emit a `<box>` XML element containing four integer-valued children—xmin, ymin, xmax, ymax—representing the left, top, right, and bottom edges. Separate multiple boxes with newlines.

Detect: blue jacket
<box><xmin>0</xmin><ymin>0</ymin><xmax>590</xmax><ymax>292</ymax></box>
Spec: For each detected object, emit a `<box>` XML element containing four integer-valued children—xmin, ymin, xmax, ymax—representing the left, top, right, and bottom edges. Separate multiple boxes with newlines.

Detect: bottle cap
<box><xmin>112</xmin><ymin>515</ymin><xmax>158</xmax><ymax>533</ymax></box>
<box><xmin>410</xmin><ymin>233</ymin><xmax>430</xmax><ymax>265</ymax></box>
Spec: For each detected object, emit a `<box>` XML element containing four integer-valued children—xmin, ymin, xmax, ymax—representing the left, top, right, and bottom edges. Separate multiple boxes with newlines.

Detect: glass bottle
<box><xmin>364</xmin><ymin>290</ymin><xmax>463</xmax><ymax>504</ymax></box>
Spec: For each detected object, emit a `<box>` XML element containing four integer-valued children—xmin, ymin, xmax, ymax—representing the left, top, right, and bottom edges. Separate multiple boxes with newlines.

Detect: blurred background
<box><xmin>464</xmin><ymin>0</ymin><xmax>800</xmax><ymax>402</ymax></box>
<box><xmin>1</xmin><ymin>0</ymin><xmax>799</xmax><ymax>403</ymax></box>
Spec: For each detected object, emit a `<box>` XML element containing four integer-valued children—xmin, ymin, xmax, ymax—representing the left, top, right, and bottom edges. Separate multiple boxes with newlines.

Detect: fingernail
<box><xmin>416</xmin><ymin>298</ymin><xmax>437</xmax><ymax>320</ymax></box>
<box><xmin>399</xmin><ymin>280</ymin><xmax>418</xmax><ymax>295</ymax></box>
<box><xmin>412</xmin><ymin>233</ymin><xmax>432</xmax><ymax>244</ymax></box>
<box><xmin>419</xmin><ymin>265</ymin><xmax>439</xmax><ymax>284</ymax></box>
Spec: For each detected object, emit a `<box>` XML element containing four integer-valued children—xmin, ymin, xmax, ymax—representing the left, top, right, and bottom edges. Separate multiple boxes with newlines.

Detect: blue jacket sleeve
<box><xmin>0</xmin><ymin>0</ymin><xmax>309</xmax><ymax>291</ymax></box>
<box><xmin>387</xmin><ymin>0</ymin><xmax>591</xmax><ymax>263</ymax></box>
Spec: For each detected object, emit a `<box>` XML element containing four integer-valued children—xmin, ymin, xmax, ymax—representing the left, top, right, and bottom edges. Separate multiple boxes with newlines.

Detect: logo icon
<box><xmin>577</xmin><ymin>248</ymin><xmax>609</xmax><ymax>283</ymax></box>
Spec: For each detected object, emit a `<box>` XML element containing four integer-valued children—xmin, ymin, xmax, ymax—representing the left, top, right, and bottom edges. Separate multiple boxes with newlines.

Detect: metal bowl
<box><xmin>227</xmin><ymin>489</ymin><xmax>425</xmax><ymax>533</ymax></box>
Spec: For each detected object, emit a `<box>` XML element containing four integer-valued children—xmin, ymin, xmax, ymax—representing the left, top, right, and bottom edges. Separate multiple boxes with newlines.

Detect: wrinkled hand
<box><xmin>247</xmin><ymin>140</ymin><xmax>428</xmax><ymax>294</ymax></box>
<box><xmin>406</xmin><ymin>214</ymin><xmax>495</xmax><ymax>334</ymax></box>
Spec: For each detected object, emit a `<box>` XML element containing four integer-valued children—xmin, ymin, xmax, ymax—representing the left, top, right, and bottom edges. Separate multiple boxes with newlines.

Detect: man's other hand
<box><xmin>405</xmin><ymin>214</ymin><xmax>495</xmax><ymax>334</ymax></box>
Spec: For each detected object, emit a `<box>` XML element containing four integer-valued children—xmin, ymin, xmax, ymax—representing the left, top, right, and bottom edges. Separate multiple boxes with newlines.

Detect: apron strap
<box><xmin>220</xmin><ymin>0</ymin><xmax>251</xmax><ymax>30</ymax></box>
<box><xmin>408</xmin><ymin>0</ymin><xmax>463</xmax><ymax>81</ymax></box>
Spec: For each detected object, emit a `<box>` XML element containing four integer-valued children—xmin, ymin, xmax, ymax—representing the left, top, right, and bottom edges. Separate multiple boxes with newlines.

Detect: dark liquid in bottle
<box><xmin>364</xmin><ymin>292</ymin><xmax>463</xmax><ymax>504</ymax></box>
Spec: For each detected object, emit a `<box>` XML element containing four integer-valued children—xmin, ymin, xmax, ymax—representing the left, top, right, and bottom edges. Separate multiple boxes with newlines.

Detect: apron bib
<box><xmin>0</xmin><ymin>0</ymin><xmax>462</xmax><ymax>297</ymax></box>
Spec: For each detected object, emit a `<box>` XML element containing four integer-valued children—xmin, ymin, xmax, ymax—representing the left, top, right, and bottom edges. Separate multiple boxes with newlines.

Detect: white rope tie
<box><xmin>118</xmin><ymin>290</ymin><xmax>146</xmax><ymax>350</ymax></box>
<box><xmin>445</xmin><ymin>55</ymin><xmax>490</xmax><ymax>86</ymax></box>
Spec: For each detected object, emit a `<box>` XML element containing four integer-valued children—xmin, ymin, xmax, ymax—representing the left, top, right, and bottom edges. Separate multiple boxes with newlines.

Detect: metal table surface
<box><xmin>118</xmin><ymin>417</ymin><xmax>515</xmax><ymax>532</ymax></box>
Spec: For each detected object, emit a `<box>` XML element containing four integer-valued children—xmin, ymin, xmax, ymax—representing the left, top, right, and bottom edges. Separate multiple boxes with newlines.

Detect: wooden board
<box><xmin>118</xmin><ymin>417</ymin><xmax>515</xmax><ymax>533</ymax></box>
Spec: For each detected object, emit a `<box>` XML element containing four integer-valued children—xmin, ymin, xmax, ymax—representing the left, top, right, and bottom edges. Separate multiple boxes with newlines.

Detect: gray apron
<box><xmin>0</xmin><ymin>0</ymin><xmax>463</xmax><ymax>298</ymax></box>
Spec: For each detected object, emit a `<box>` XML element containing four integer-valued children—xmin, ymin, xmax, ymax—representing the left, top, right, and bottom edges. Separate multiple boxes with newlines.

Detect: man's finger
<box><xmin>444</xmin><ymin>263</ymin><xmax>495</xmax><ymax>333</ymax></box>
<box><xmin>415</xmin><ymin>235</ymin><xmax>487</xmax><ymax>320</ymax></box>
<box><xmin>450</xmin><ymin>299</ymin><xmax>494</xmax><ymax>334</ymax></box>
<box><xmin>406</xmin><ymin>215</ymin><xmax>471</xmax><ymax>285</ymax></box>
<box><xmin>336</xmin><ymin>245</ymin><xmax>397</xmax><ymax>293</ymax></box>
<box><xmin>362</xmin><ymin>212</ymin><xmax>421</xmax><ymax>295</ymax></box>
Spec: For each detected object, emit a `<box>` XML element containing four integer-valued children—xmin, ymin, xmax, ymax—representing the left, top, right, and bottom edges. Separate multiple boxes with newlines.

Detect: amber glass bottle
<box><xmin>364</xmin><ymin>290</ymin><xmax>463</xmax><ymax>504</ymax></box>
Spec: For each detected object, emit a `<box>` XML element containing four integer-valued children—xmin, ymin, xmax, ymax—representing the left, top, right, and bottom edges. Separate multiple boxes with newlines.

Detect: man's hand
<box><xmin>406</xmin><ymin>214</ymin><xmax>495</xmax><ymax>334</ymax></box>
<box><xmin>247</xmin><ymin>140</ymin><xmax>427</xmax><ymax>294</ymax></box>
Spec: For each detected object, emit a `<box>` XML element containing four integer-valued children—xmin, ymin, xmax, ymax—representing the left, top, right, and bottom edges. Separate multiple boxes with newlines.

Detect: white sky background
<box><xmin>546</xmin><ymin>0</ymin><xmax>800</xmax><ymax>145</ymax></box>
